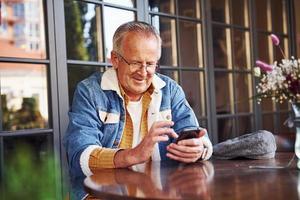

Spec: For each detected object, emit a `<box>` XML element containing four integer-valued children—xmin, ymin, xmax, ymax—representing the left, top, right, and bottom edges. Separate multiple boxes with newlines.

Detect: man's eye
<box><xmin>131</xmin><ymin>62</ymin><xmax>141</xmax><ymax>66</ymax></box>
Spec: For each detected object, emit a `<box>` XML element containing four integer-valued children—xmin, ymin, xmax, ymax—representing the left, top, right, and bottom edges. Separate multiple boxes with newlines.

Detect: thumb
<box><xmin>198</xmin><ymin>129</ymin><xmax>206</xmax><ymax>138</ymax></box>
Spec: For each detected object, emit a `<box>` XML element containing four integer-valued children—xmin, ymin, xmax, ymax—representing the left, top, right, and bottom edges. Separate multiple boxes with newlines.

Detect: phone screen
<box><xmin>175</xmin><ymin>128</ymin><xmax>204</xmax><ymax>143</ymax></box>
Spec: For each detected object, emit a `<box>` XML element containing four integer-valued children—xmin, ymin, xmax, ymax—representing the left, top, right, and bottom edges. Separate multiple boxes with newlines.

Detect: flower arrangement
<box><xmin>254</xmin><ymin>34</ymin><xmax>300</xmax><ymax>104</ymax></box>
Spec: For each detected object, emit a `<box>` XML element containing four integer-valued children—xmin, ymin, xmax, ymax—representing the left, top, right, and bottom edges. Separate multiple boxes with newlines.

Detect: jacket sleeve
<box><xmin>63</xmin><ymin>82</ymin><xmax>117</xmax><ymax>177</ymax></box>
<box><xmin>170</xmin><ymin>84</ymin><xmax>213</xmax><ymax>160</ymax></box>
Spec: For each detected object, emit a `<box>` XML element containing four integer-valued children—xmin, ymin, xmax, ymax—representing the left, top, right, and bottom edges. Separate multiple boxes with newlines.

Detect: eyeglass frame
<box><xmin>113</xmin><ymin>51</ymin><xmax>159</xmax><ymax>73</ymax></box>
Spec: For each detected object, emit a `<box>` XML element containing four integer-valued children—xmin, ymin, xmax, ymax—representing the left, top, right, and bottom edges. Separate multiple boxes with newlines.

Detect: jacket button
<box><xmin>113</xmin><ymin>141</ymin><xmax>119</xmax><ymax>146</ymax></box>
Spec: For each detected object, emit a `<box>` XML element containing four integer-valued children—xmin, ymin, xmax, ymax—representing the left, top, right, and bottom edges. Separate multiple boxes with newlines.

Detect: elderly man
<box><xmin>64</xmin><ymin>21</ymin><xmax>213</xmax><ymax>176</ymax></box>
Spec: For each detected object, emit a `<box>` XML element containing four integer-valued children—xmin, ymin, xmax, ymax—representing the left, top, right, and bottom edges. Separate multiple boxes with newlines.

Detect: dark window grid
<box><xmin>197</xmin><ymin>116</ymin><xmax>208</xmax><ymax>121</ymax></box>
<box><xmin>76</xmin><ymin>0</ymin><xmax>138</xmax><ymax>11</ymax></box>
<box><xmin>270</xmin><ymin>0</ymin><xmax>288</xmax><ymax>34</ymax></box>
<box><xmin>210</xmin><ymin>0</ymin><xmax>250</xmax><ymax>28</ymax></box>
<box><xmin>256</xmin><ymin>29</ymin><xmax>289</xmax><ymax>38</ymax></box>
<box><xmin>229</xmin><ymin>0</ymin><xmax>250</xmax><ymax>29</ymax></box>
<box><xmin>217</xmin><ymin>112</ymin><xmax>254</xmax><ymax>118</ymax></box>
<box><xmin>195</xmin><ymin>114</ymin><xmax>208</xmax><ymax>121</ymax></box>
<box><xmin>214</xmin><ymin>70</ymin><xmax>254</xmax><ymax>114</ymax></box>
<box><xmin>149</xmin><ymin>10</ymin><xmax>203</xmax><ymax>22</ymax></box>
<box><xmin>175</xmin><ymin>16</ymin><xmax>203</xmax><ymax>69</ymax></box>
<box><xmin>149</xmin><ymin>0</ymin><xmax>202</xmax><ymax>21</ymax></box>
<box><xmin>254</xmin><ymin>8</ymin><xmax>291</xmax><ymax>114</ymax></box>
<box><xmin>217</xmin><ymin>115</ymin><xmax>254</xmax><ymax>137</ymax></box>
<box><xmin>151</xmin><ymin>3</ymin><xmax>204</xmax><ymax>70</ymax></box>
<box><xmin>149</xmin><ymin>14</ymin><xmax>203</xmax><ymax>68</ymax></box>
<box><xmin>236</xmin><ymin>115</ymin><xmax>254</xmax><ymax>135</ymax></box>
<box><xmin>214</xmin><ymin>68</ymin><xmax>252</xmax><ymax>73</ymax></box>
<box><xmin>212</xmin><ymin>21</ymin><xmax>251</xmax><ymax>32</ymax></box>
<box><xmin>149</xmin><ymin>12</ymin><xmax>203</xmax><ymax>24</ymax></box>
<box><xmin>177</xmin><ymin>19</ymin><xmax>204</xmax><ymax>68</ymax></box>
<box><xmin>69</xmin><ymin>0</ymin><xmax>138</xmax><ymax>63</ymax></box>
<box><xmin>0</xmin><ymin>129</ymin><xmax>53</xmax><ymax>137</ymax></box>
<box><xmin>101</xmin><ymin>6</ymin><xmax>137</xmax><ymax>63</ymax></box>
<box><xmin>159</xmin><ymin>66</ymin><xmax>206</xmax><ymax>72</ymax></box>
<box><xmin>67</xmin><ymin>60</ymin><xmax>111</xmax><ymax>67</ymax></box>
<box><xmin>0</xmin><ymin>57</ymin><xmax>50</xmax><ymax>64</ymax></box>
<box><xmin>99</xmin><ymin>3</ymin><xmax>108</xmax><ymax>63</ymax></box>
<box><xmin>262</xmin><ymin>112</ymin><xmax>281</xmax><ymax>134</ymax></box>
<box><xmin>275</xmin><ymin>103</ymin><xmax>291</xmax><ymax>112</ymax></box>
<box><xmin>0</xmin><ymin>136</ymin><xmax>3</xmax><ymax>186</ymax></box>
<box><xmin>233</xmin><ymin>72</ymin><xmax>255</xmax><ymax>114</ymax></box>
<box><xmin>149</xmin><ymin>13</ymin><xmax>203</xmax><ymax>25</ymax></box>
<box><xmin>262</xmin><ymin>110</ymin><xmax>291</xmax><ymax>115</ymax></box>
<box><xmin>211</xmin><ymin>25</ymin><xmax>253</xmax><ymax>71</ymax></box>
<box><xmin>217</xmin><ymin>115</ymin><xmax>237</xmax><ymax>138</ymax></box>
<box><xmin>180</xmin><ymin>68</ymin><xmax>207</xmax><ymax>117</ymax></box>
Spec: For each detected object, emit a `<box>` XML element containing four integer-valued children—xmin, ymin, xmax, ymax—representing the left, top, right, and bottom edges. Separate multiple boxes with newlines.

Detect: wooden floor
<box><xmin>81</xmin><ymin>152</ymin><xmax>298</xmax><ymax>200</ymax></box>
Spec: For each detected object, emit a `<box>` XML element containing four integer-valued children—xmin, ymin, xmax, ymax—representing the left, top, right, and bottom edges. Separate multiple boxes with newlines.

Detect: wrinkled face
<box><xmin>111</xmin><ymin>32</ymin><xmax>161</xmax><ymax>101</ymax></box>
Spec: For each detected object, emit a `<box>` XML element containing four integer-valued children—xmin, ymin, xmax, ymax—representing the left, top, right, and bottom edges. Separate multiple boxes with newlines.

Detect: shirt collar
<box><xmin>101</xmin><ymin>68</ymin><xmax>166</xmax><ymax>98</ymax></box>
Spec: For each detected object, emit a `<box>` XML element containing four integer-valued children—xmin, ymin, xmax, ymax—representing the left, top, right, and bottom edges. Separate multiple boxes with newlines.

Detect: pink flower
<box><xmin>270</xmin><ymin>34</ymin><xmax>280</xmax><ymax>46</ymax></box>
<box><xmin>256</xmin><ymin>60</ymin><xmax>273</xmax><ymax>72</ymax></box>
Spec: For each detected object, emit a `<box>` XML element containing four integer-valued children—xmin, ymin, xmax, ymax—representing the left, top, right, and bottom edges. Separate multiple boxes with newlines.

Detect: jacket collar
<box><xmin>101</xmin><ymin>68</ymin><xmax>166</xmax><ymax>97</ymax></box>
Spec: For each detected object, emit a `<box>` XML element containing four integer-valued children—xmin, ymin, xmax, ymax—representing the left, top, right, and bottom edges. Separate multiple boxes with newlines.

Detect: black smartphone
<box><xmin>175</xmin><ymin>127</ymin><xmax>205</xmax><ymax>144</ymax></box>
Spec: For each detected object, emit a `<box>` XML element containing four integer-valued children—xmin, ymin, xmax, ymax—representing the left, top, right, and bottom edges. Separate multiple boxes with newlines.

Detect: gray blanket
<box><xmin>213</xmin><ymin>130</ymin><xmax>277</xmax><ymax>159</ymax></box>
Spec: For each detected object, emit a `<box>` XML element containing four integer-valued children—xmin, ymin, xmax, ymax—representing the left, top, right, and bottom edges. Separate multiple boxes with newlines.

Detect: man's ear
<box><xmin>111</xmin><ymin>51</ymin><xmax>119</xmax><ymax>69</ymax></box>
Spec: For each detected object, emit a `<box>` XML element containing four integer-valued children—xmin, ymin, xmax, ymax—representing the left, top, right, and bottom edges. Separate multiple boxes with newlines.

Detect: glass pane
<box><xmin>262</xmin><ymin>114</ymin><xmax>275</xmax><ymax>133</ymax></box>
<box><xmin>237</xmin><ymin>116</ymin><xmax>253</xmax><ymax>136</ymax></box>
<box><xmin>215</xmin><ymin>72</ymin><xmax>233</xmax><ymax>114</ymax></box>
<box><xmin>278</xmin><ymin>101</ymin><xmax>289</xmax><ymax>111</ymax></box>
<box><xmin>261</xmin><ymin>98</ymin><xmax>275</xmax><ymax>112</ymax></box>
<box><xmin>104</xmin><ymin>7</ymin><xmax>135</xmax><ymax>60</ymax></box>
<box><xmin>255</xmin><ymin>0</ymin><xmax>269</xmax><ymax>31</ymax></box>
<box><xmin>218</xmin><ymin>117</ymin><xmax>235</xmax><ymax>142</ymax></box>
<box><xmin>231</xmin><ymin>0</ymin><xmax>249</xmax><ymax>27</ymax></box>
<box><xmin>257</xmin><ymin>33</ymin><xmax>271</xmax><ymax>63</ymax></box>
<box><xmin>178</xmin><ymin>0</ymin><xmax>201</xmax><ymax>19</ymax></box>
<box><xmin>65</xmin><ymin>1</ymin><xmax>103</xmax><ymax>61</ymax></box>
<box><xmin>233</xmin><ymin>30</ymin><xmax>250</xmax><ymax>69</ymax></box>
<box><xmin>212</xmin><ymin>26</ymin><xmax>230</xmax><ymax>69</ymax></box>
<box><xmin>0</xmin><ymin>63</ymin><xmax>48</xmax><ymax>131</ymax></box>
<box><xmin>295</xmin><ymin>0</ymin><xmax>300</xmax><ymax>59</ymax></box>
<box><xmin>151</xmin><ymin>16</ymin><xmax>177</xmax><ymax>66</ymax></box>
<box><xmin>103</xmin><ymin>0</ymin><xmax>136</xmax><ymax>8</ymax></box>
<box><xmin>178</xmin><ymin>21</ymin><xmax>203</xmax><ymax>68</ymax></box>
<box><xmin>211</xmin><ymin>0</ymin><xmax>228</xmax><ymax>23</ymax></box>
<box><xmin>157</xmin><ymin>69</ymin><xmax>178</xmax><ymax>82</ymax></box>
<box><xmin>2</xmin><ymin>134</ymin><xmax>56</xmax><ymax>199</ymax></box>
<box><xmin>235</xmin><ymin>73</ymin><xmax>253</xmax><ymax>113</ymax></box>
<box><xmin>272</xmin><ymin>0</ymin><xmax>287</xmax><ymax>34</ymax></box>
<box><xmin>199</xmin><ymin>120</ymin><xmax>207</xmax><ymax>130</ymax></box>
<box><xmin>278</xmin><ymin>112</ymin><xmax>292</xmax><ymax>134</ymax></box>
<box><xmin>0</xmin><ymin>0</ymin><xmax>46</xmax><ymax>59</ymax></box>
<box><xmin>181</xmin><ymin>71</ymin><xmax>206</xmax><ymax>117</ymax></box>
<box><xmin>148</xmin><ymin>0</ymin><xmax>175</xmax><ymax>14</ymax></box>
<box><xmin>68</xmin><ymin>65</ymin><xmax>104</xmax><ymax>105</ymax></box>
<box><xmin>274</xmin><ymin>36</ymin><xmax>288</xmax><ymax>61</ymax></box>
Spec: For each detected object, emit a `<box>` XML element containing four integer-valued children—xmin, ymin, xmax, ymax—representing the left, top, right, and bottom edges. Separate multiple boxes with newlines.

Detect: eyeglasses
<box><xmin>114</xmin><ymin>51</ymin><xmax>159</xmax><ymax>74</ymax></box>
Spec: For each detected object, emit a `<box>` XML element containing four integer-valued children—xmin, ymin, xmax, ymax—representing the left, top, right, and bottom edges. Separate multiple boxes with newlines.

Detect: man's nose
<box><xmin>139</xmin><ymin>63</ymin><xmax>148</xmax><ymax>73</ymax></box>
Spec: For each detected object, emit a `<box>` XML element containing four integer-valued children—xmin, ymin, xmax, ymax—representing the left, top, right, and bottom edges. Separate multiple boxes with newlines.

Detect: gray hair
<box><xmin>112</xmin><ymin>21</ymin><xmax>162</xmax><ymax>55</ymax></box>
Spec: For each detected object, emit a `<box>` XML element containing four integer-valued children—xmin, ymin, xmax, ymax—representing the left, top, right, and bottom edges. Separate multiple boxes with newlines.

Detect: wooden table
<box><xmin>82</xmin><ymin>152</ymin><xmax>299</xmax><ymax>200</ymax></box>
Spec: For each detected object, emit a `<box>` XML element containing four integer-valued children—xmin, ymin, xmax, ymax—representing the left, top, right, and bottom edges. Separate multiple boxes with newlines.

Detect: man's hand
<box><xmin>166</xmin><ymin>130</ymin><xmax>207</xmax><ymax>163</ymax></box>
<box><xmin>114</xmin><ymin>120</ymin><xmax>178</xmax><ymax>168</ymax></box>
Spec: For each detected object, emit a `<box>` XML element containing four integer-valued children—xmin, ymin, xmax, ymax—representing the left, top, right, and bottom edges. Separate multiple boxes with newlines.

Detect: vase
<box><xmin>292</xmin><ymin>103</ymin><xmax>300</xmax><ymax>160</ymax></box>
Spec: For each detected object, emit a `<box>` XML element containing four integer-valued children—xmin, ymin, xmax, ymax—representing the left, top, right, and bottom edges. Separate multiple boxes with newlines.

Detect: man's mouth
<box><xmin>132</xmin><ymin>77</ymin><xmax>145</xmax><ymax>83</ymax></box>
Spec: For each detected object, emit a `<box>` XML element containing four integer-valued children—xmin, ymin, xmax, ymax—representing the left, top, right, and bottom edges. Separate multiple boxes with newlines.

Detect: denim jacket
<box><xmin>64</xmin><ymin>68</ymin><xmax>213</xmax><ymax>177</ymax></box>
